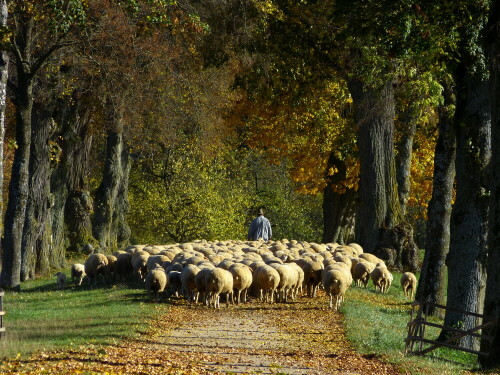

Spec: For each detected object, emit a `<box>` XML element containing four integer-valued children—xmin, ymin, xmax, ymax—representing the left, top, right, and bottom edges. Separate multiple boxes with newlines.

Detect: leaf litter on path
<box><xmin>0</xmin><ymin>293</ymin><xmax>404</xmax><ymax>374</ymax></box>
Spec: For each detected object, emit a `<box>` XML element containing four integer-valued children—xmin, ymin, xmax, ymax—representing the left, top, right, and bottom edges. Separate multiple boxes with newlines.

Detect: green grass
<box><xmin>341</xmin><ymin>272</ymin><xmax>498</xmax><ymax>375</ymax></box>
<box><xmin>0</xmin><ymin>266</ymin><xmax>167</xmax><ymax>359</ymax></box>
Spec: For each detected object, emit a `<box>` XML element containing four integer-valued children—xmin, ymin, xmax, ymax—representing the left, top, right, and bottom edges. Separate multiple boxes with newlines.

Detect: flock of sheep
<box><xmin>57</xmin><ymin>239</ymin><xmax>418</xmax><ymax>310</ymax></box>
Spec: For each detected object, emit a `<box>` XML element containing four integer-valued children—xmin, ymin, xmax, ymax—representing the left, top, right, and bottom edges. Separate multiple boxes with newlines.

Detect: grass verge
<box><xmin>0</xmin><ymin>266</ymin><xmax>167</xmax><ymax>359</ymax></box>
<box><xmin>341</xmin><ymin>272</ymin><xmax>499</xmax><ymax>375</ymax></box>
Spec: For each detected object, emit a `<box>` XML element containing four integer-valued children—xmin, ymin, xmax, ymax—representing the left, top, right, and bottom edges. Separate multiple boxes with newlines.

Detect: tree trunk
<box><xmin>50</xmin><ymin>95</ymin><xmax>94</xmax><ymax>259</ymax></box>
<box><xmin>93</xmin><ymin>103</ymin><xmax>131</xmax><ymax>252</ymax></box>
<box><xmin>20</xmin><ymin>105</ymin><xmax>53</xmax><ymax>280</ymax></box>
<box><xmin>322</xmin><ymin>152</ymin><xmax>357</xmax><ymax>243</ymax></box>
<box><xmin>415</xmin><ymin>81</ymin><xmax>456</xmax><ymax>314</ymax></box>
<box><xmin>0</xmin><ymin>17</ymin><xmax>34</xmax><ymax>289</ymax></box>
<box><xmin>481</xmin><ymin>0</ymin><xmax>500</xmax><ymax>365</ymax></box>
<box><xmin>0</xmin><ymin>0</ymin><xmax>8</xmax><ymax>267</ymax></box>
<box><xmin>442</xmin><ymin>71</ymin><xmax>491</xmax><ymax>349</ymax></box>
<box><xmin>396</xmin><ymin>110</ymin><xmax>417</xmax><ymax>215</ymax></box>
<box><xmin>348</xmin><ymin>77</ymin><xmax>418</xmax><ymax>270</ymax></box>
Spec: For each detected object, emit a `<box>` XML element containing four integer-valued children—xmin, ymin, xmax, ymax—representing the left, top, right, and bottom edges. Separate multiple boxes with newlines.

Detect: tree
<box><xmin>420</xmin><ymin>0</ymin><xmax>493</xmax><ymax>348</ymax></box>
<box><xmin>415</xmin><ymin>78</ymin><xmax>456</xmax><ymax>314</ymax></box>
<box><xmin>0</xmin><ymin>0</ymin><xmax>8</xmax><ymax>261</ymax></box>
<box><xmin>480</xmin><ymin>0</ymin><xmax>500</xmax><ymax>365</ymax></box>
<box><xmin>443</xmin><ymin>69</ymin><xmax>491</xmax><ymax>349</ymax></box>
<box><xmin>0</xmin><ymin>0</ymin><xmax>86</xmax><ymax>288</ymax></box>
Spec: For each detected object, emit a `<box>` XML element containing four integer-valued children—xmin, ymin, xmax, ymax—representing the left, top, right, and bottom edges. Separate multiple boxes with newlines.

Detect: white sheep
<box><xmin>268</xmin><ymin>263</ymin><xmax>298</xmax><ymax>303</ymax></box>
<box><xmin>371</xmin><ymin>265</ymin><xmax>393</xmax><ymax>293</ymax></box>
<box><xmin>205</xmin><ymin>267</ymin><xmax>234</xmax><ymax>308</ymax></box>
<box><xmin>132</xmin><ymin>253</ymin><xmax>150</xmax><ymax>282</ymax></box>
<box><xmin>181</xmin><ymin>264</ymin><xmax>200</xmax><ymax>303</ymax></box>
<box><xmin>71</xmin><ymin>264</ymin><xmax>86</xmax><ymax>286</ymax></box>
<box><xmin>145</xmin><ymin>265</ymin><xmax>168</xmax><ymax>303</ymax></box>
<box><xmin>401</xmin><ymin>272</ymin><xmax>417</xmax><ymax>299</ymax></box>
<box><xmin>55</xmin><ymin>272</ymin><xmax>67</xmax><ymax>289</ymax></box>
<box><xmin>324</xmin><ymin>263</ymin><xmax>353</xmax><ymax>286</ymax></box>
<box><xmin>359</xmin><ymin>252</ymin><xmax>383</xmax><ymax>264</ymax></box>
<box><xmin>84</xmin><ymin>253</ymin><xmax>109</xmax><ymax>287</ymax></box>
<box><xmin>252</xmin><ymin>264</ymin><xmax>280</xmax><ymax>303</ymax></box>
<box><xmin>348</xmin><ymin>242</ymin><xmax>364</xmax><ymax>256</ymax></box>
<box><xmin>287</xmin><ymin>262</ymin><xmax>304</xmax><ymax>298</ymax></box>
<box><xmin>147</xmin><ymin>255</ymin><xmax>171</xmax><ymax>272</ymax></box>
<box><xmin>352</xmin><ymin>261</ymin><xmax>376</xmax><ymax>287</ymax></box>
<box><xmin>322</xmin><ymin>269</ymin><xmax>349</xmax><ymax>310</ymax></box>
<box><xmin>228</xmin><ymin>265</ymin><xmax>253</xmax><ymax>304</ymax></box>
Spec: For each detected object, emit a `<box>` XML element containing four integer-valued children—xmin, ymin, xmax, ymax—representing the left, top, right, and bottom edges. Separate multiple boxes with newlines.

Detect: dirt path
<box><xmin>1</xmin><ymin>296</ymin><xmax>403</xmax><ymax>374</ymax></box>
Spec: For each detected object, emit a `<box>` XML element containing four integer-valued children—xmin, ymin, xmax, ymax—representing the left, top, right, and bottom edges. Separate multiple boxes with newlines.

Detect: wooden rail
<box><xmin>0</xmin><ymin>288</ymin><xmax>5</xmax><ymax>338</ymax></box>
<box><xmin>405</xmin><ymin>299</ymin><xmax>497</xmax><ymax>357</ymax></box>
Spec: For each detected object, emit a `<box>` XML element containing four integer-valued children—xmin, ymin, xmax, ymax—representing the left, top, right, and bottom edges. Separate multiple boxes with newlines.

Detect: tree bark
<box><xmin>50</xmin><ymin>94</ymin><xmax>94</xmax><ymax>260</ymax></box>
<box><xmin>322</xmin><ymin>152</ymin><xmax>357</xmax><ymax>244</ymax></box>
<box><xmin>415</xmin><ymin>81</ymin><xmax>456</xmax><ymax>314</ymax></box>
<box><xmin>481</xmin><ymin>0</ymin><xmax>500</xmax><ymax>365</ymax></box>
<box><xmin>0</xmin><ymin>0</ymin><xmax>8</xmax><ymax>267</ymax></box>
<box><xmin>93</xmin><ymin>102</ymin><xmax>131</xmax><ymax>252</ymax></box>
<box><xmin>0</xmin><ymin>16</ymin><xmax>34</xmax><ymax>289</ymax></box>
<box><xmin>20</xmin><ymin>105</ymin><xmax>53</xmax><ymax>280</ymax></box>
<box><xmin>348</xmin><ymin>76</ymin><xmax>418</xmax><ymax>270</ymax></box>
<box><xmin>396</xmin><ymin>110</ymin><xmax>417</xmax><ymax>215</ymax></box>
<box><xmin>442</xmin><ymin>71</ymin><xmax>491</xmax><ymax>349</ymax></box>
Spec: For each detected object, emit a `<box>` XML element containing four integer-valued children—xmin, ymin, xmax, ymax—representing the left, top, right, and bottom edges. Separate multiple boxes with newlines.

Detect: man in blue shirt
<box><xmin>247</xmin><ymin>208</ymin><xmax>272</xmax><ymax>241</ymax></box>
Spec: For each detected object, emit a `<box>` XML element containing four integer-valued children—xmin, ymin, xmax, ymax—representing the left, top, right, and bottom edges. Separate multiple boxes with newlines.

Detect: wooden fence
<box><xmin>405</xmin><ymin>299</ymin><xmax>497</xmax><ymax>357</ymax></box>
<box><xmin>0</xmin><ymin>288</ymin><xmax>5</xmax><ymax>339</ymax></box>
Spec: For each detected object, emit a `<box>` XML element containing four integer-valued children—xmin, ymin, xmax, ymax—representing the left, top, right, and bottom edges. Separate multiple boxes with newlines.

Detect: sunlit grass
<box><xmin>341</xmin><ymin>272</ymin><xmax>491</xmax><ymax>375</ymax></box>
<box><xmin>0</xmin><ymin>267</ymin><xmax>167</xmax><ymax>359</ymax></box>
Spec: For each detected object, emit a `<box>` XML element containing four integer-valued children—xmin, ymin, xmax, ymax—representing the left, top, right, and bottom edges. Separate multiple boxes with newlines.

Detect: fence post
<box><xmin>0</xmin><ymin>288</ymin><xmax>5</xmax><ymax>339</ymax></box>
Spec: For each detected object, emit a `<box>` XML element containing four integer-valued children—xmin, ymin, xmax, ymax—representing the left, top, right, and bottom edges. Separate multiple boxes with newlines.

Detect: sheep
<box><xmin>352</xmin><ymin>261</ymin><xmax>376</xmax><ymax>287</ymax></box>
<box><xmin>401</xmin><ymin>272</ymin><xmax>418</xmax><ymax>299</ymax></box>
<box><xmin>114</xmin><ymin>252</ymin><xmax>133</xmax><ymax>280</ymax></box>
<box><xmin>287</xmin><ymin>262</ymin><xmax>305</xmax><ymax>298</ymax></box>
<box><xmin>268</xmin><ymin>263</ymin><xmax>298</xmax><ymax>302</ymax></box>
<box><xmin>205</xmin><ymin>267</ymin><xmax>234</xmax><ymax>308</ymax></box>
<box><xmin>252</xmin><ymin>264</ymin><xmax>280</xmax><ymax>303</ymax></box>
<box><xmin>302</xmin><ymin>260</ymin><xmax>324</xmax><ymax>298</ymax></box>
<box><xmin>322</xmin><ymin>269</ymin><xmax>349</xmax><ymax>310</ymax></box>
<box><xmin>166</xmin><ymin>262</ymin><xmax>184</xmax><ymax>273</ymax></box>
<box><xmin>71</xmin><ymin>264</ymin><xmax>86</xmax><ymax>286</ymax></box>
<box><xmin>145</xmin><ymin>265</ymin><xmax>168</xmax><ymax>303</ymax></box>
<box><xmin>147</xmin><ymin>255</ymin><xmax>170</xmax><ymax>272</ymax></box>
<box><xmin>323</xmin><ymin>258</ymin><xmax>337</xmax><ymax>268</ymax></box>
<box><xmin>131</xmin><ymin>250</ymin><xmax>150</xmax><ymax>264</ymax></box>
<box><xmin>167</xmin><ymin>270</ymin><xmax>183</xmax><ymax>298</ymax></box>
<box><xmin>181</xmin><ymin>264</ymin><xmax>200</xmax><ymax>303</ymax></box>
<box><xmin>84</xmin><ymin>253</ymin><xmax>109</xmax><ymax>287</ymax></box>
<box><xmin>132</xmin><ymin>253</ymin><xmax>150</xmax><ymax>282</ymax></box>
<box><xmin>359</xmin><ymin>252</ymin><xmax>382</xmax><ymax>264</ymax></box>
<box><xmin>371</xmin><ymin>266</ymin><xmax>393</xmax><ymax>293</ymax></box>
<box><xmin>195</xmin><ymin>268</ymin><xmax>213</xmax><ymax>304</ymax></box>
<box><xmin>55</xmin><ymin>272</ymin><xmax>67</xmax><ymax>289</ymax></box>
<box><xmin>105</xmin><ymin>255</ymin><xmax>117</xmax><ymax>280</ymax></box>
<box><xmin>228</xmin><ymin>265</ymin><xmax>253</xmax><ymax>304</ymax></box>
<box><xmin>348</xmin><ymin>242</ymin><xmax>364</xmax><ymax>256</ymax></box>
<box><xmin>324</xmin><ymin>263</ymin><xmax>353</xmax><ymax>286</ymax></box>
<box><xmin>333</xmin><ymin>254</ymin><xmax>352</xmax><ymax>270</ymax></box>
